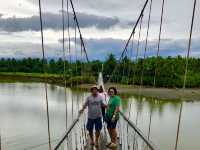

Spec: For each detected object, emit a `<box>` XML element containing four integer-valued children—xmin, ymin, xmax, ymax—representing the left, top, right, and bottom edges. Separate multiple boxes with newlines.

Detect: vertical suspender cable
<box><xmin>61</xmin><ymin>0</ymin><xmax>68</xmax><ymax>131</ymax></box>
<box><xmin>139</xmin><ymin>0</ymin><xmax>153</xmax><ymax>142</ymax></box>
<box><xmin>126</xmin><ymin>102</ymin><xmax>132</xmax><ymax>149</ymax></box>
<box><xmin>107</xmin><ymin>0</ymin><xmax>149</xmax><ymax>83</ymax></box>
<box><xmin>38</xmin><ymin>0</ymin><xmax>52</xmax><ymax>149</ymax></box>
<box><xmin>153</xmin><ymin>0</ymin><xmax>165</xmax><ymax>87</ymax></box>
<box><xmin>0</xmin><ymin>134</ymin><xmax>1</xmax><ymax>150</ymax></box>
<box><xmin>73</xmin><ymin>18</ymin><xmax>79</xmax><ymax>150</ymax></box>
<box><xmin>133</xmin><ymin>15</ymin><xmax>143</xmax><ymax>86</ymax></box>
<box><xmin>69</xmin><ymin>0</ymin><xmax>89</xmax><ymax>63</ymax></box>
<box><xmin>140</xmin><ymin>0</ymin><xmax>153</xmax><ymax>88</ymax></box>
<box><xmin>124</xmin><ymin>14</ymin><xmax>144</xmax><ymax>146</ymax></box>
<box><xmin>62</xmin><ymin>0</ymin><xmax>66</xmax><ymax>81</ymax></box>
<box><xmin>74</xmin><ymin>23</ymin><xmax>78</xmax><ymax>86</ymax></box>
<box><xmin>66</xmin><ymin>0</ymin><xmax>72</xmax><ymax>87</ymax></box>
<box><xmin>66</xmin><ymin>3</ymin><xmax>74</xmax><ymax>143</ymax></box>
<box><xmin>183</xmin><ymin>0</ymin><xmax>196</xmax><ymax>90</ymax></box>
<box><xmin>127</xmin><ymin>35</ymin><xmax>135</xmax><ymax>84</ymax></box>
<box><xmin>175</xmin><ymin>0</ymin><xmax>197</xmax><ymax>150</ymax></box>
<box><xmin>61</xmin><ymin>5</ymin><xmax>69</xmax><ymax>150</ymax></box>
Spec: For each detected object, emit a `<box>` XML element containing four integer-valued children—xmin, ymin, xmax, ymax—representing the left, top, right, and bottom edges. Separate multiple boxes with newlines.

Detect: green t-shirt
<box><xmin>106</xmin><ymin>96</ymin><xmax>121</xmax><ymax>120</ymax></box>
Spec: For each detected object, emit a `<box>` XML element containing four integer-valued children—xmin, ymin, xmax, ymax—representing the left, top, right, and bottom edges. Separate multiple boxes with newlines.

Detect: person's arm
<box><xmin>79</xmin><ymin>97</ymin><xmax>88</xmax><ymax>114</ymax></box>
<box><xmin>101</xmin><ymin>96</ymin><xmax>107</xmax><ymax>108</ymax></box>
<box><xmin>111</xmin><ymin>97</ymin><xmax>121</xmax><ymax>121</ymax></box>
<box><xmin>111</xmin><ymin>106</ymin><xmax>120</xmax><ymax>121</ymax></box>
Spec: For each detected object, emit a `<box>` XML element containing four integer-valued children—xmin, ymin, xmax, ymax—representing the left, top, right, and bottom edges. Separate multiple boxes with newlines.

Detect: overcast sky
<box><xmin>0</xmin><ymin>0</ymin><xmax>199</xmax><ymax>60</ymax></box>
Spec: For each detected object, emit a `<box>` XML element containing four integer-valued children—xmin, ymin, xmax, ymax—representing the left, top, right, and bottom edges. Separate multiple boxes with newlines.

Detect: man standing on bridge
<box><xmin>79</xmin><ymin>85</ymin><xmax>106</xmax><ymax>147</ymax></box>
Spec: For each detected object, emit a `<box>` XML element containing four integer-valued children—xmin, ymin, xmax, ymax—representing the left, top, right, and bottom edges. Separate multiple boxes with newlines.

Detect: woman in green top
<box><xmin>105</xmin><ymin>87</ymin><xmax>121</xmax><ymax>148</ymax></box>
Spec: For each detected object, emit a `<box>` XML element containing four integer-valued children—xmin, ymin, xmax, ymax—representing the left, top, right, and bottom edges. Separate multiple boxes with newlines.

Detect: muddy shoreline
<box><xmin>80</xmin><ymin>84</ymin><xmax>200</xmax><ymax>101</ymax></box>
<box><xmin>0</xmin><ymin>75</ymin><xmax>200</xmax><ymax>101</ymax></box>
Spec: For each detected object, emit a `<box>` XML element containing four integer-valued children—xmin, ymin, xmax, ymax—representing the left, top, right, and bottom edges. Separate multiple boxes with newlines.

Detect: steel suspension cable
<box><xmin>127</xmin><ymin>35</ymin><xmax>135</xmax><ymax>84</ymax></box>
<box><xmin>153</xmin><ymin>0</ymin><xmax>165</xmax><ymax>87</ymax></box>
<box><xmin>62</xmin><ymin>0</ymin><xmax>66</xmax><ymax>79</ymax></box>
<box><xmin>61</xmin><ymin>0</ymin><xmax>69</xmax><ymax>131</ymax></box>
<box><xmin>66</xmin><ymin>0</ymin><xmax>72</xmax><ymax>88</ymax></box>
<box><xmin>175</xmin><ymin>0</ymin><xmax>197</xmax><ymax>150</ymax></box>
<box><xmin>63</xmin><ymin>3</ymin><xmax>70</xmax><ymax>148</ymax></box>
<box><xmin>139</xmin><ymin>0</ymin><xmax>154</xmax><ymax>143</ymax></box>
<box><xmin>74</xmin><ymin>23</ymin><xmax>79</xmax><ymax>149</ymax></box>
<box><xmin>66</xmin><ymin>2</ymin><xmax>75</xmax><ymax>138</ymax></box>
<box><xmin>140</xmin><ymin>0</ymin><xmax>153</xmax><ymax>88</ymax></box>
<box><xmin>38</xmin><ymin>0</ymin><xmax>52</xmax><ymax>149</ymax></box>
<box><xmin>74</xmin><ymin>23</ymin><xmax>78</xmax><ymax>86</ymax></box>
<box><xmin>133</xmin><ymin>15</ymin><xmax>143</xmax><ymax>86</ymax></box>
<box><xmin>107</xmin><ymin>0</ymin><xmax>150</xmax><ymax>83</ymax></box>
<box><xmin>68</xmin><ymin>0</ymin><xmax>89</xmax><ymax>63</ymax></box>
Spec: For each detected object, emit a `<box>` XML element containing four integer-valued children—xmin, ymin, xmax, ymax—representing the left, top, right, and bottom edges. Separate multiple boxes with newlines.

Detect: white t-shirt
<box><xmin>99</xmin><ymin>92</ymin><xmax>108</xmax><ymax>105</ymax></box>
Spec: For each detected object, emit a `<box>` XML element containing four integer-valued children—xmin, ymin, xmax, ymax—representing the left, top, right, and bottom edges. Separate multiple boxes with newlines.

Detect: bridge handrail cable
<box><xmin>54</xmin><ymin>113</ymin><xmax>82</xmax><ymax>150</ymax></box>
<box><xmin>120</xmin><ymin>112</ymin><xmax>156</xmax><ymax>150</ymax></box>
<box><xmin>54</xmin><ymin>110</ymin><xmax>157</xmax><ymax>150</ymax></box>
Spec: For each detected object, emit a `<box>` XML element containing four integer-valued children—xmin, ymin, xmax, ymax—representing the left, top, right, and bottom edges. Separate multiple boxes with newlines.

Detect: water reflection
<box><xmin>0</xmin><ymin>83</ymin><xmax>200</xmax><ymax>150</ymax></box>
<box><xmin>0</xmin><ymin>83</ymin><xmax>89</xmax><ymax>150</ymax></box>
<box><xmin>121</xmin><ymin>95</ymin><xmax>200</xmax><ymax>150</ymax></box>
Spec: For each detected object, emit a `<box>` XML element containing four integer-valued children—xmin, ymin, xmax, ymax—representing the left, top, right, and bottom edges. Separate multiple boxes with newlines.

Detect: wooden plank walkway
<box><xmin>85</xmin><ymin>126</ymin><xmax>121</xmax><ymax>150</ymax></box>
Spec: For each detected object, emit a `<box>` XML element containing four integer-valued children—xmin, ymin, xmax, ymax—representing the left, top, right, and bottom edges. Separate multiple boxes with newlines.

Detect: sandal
<box><xmin>95</xmin><ymin>141</ymin><xmax>99</xmax><ymax>147</ymax></box>
<box><xmin>106</xmin><ymin>142</ymin><xmax>112</xmax><ymax>147</ymax></box>
<box><xmin>108</xmin><ymin>142</ymin><xmax>117</xmax><ymax>148</ymax></box>
<box><xmin>90</xmin><ymin>141</ymin><xmax>95</xmax><ymax>146</ymax></box>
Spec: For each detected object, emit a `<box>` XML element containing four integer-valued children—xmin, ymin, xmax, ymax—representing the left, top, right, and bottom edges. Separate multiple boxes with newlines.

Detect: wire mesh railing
<box><xmin>118</xmin><ymin>112</ymin><xmax>156</xmax><ymax>150</ymax></box>
<box><xmin>54</xmin><ymin>111</ymin><xmax>156</xmax><ymax>150</ymax></box>
<box><xmin>54</xmin><ymin>111</ymin><xmax>88</xmax><ymax>150</ymax></box>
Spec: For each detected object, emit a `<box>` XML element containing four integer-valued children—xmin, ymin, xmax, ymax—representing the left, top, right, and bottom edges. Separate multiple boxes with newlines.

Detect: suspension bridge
<box><xmin>0</xmin><ymin>0</ymin><xmax>198</xmax><ymax>149</ymax></box>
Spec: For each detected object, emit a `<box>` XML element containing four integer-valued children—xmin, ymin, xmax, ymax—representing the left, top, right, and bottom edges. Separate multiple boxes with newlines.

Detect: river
<box><xmin>0</xmin><ymin>82</ymin><xmax>199</xmax><ymax>150</ymax></box>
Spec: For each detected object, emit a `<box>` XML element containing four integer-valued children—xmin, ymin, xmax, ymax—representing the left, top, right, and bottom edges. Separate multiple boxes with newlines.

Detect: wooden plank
<box><xmin>85</xmin><ymin>130</ymin><xmax>121</xmax><ymax>150</ymax></box>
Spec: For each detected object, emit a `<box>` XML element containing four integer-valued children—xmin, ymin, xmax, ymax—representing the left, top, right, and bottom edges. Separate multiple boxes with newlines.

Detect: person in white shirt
<box><xmin>98</xmin><ymin>85</ymin><xmax>108</xmax><ymax>121</ymax></box>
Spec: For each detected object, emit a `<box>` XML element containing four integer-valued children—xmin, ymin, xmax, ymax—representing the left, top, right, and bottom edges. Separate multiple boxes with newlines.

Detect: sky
<box><xmin>0</xmin><ymin>0</ymin><xmax>199</xmax><ymax>60</ymax></box>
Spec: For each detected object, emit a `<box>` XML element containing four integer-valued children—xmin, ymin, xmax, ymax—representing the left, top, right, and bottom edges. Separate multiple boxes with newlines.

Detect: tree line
<box><xmin>0</xmin><ymin>54</ymin><xmax>200</xmax><ymax>88</ymax></box>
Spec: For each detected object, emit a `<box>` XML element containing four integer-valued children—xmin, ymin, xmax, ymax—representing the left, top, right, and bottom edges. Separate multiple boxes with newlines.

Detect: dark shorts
<box><xmin>86</xmin><ymin>118</ymin><xmax>102</xmax><ymax>132</ymax></box>
<box><xmin>106</xmin><ymin>119</ymin><xmax>118</xmax><ymax>129</ymax></box>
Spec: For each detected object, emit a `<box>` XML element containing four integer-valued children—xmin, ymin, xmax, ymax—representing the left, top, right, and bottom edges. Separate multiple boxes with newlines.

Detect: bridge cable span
<box><xmin>175</xmin><ymin>0</ymin><xmax>197</xmax><ymax>150</ymax></box>
<box><xmin>36</xmin><ymin>0</ymin><xmax>198</xmax><ymax>149</ymax></box>
<box><xmin>69</xmin><ymin>0</ymin><xmax>89</xmax><ymax>63</ymax></box>
<box><xmin>53</xmin><ymin>0</ymin><xmax>158</xmax><ymax>149</ymax></box>
<box><xmin>38</xmin><ymin>0</ymin><xmax>52</xmax><ymax>149</ymax></box>
<box><xmin>107</xmin><ymin>0</ymin><xmax>150</xmax><ymax>83</ymax></box>
<box><xmin>53</xmin><ymin>71</ymin><xmax>157</xmax><ymax>150</ymax></box>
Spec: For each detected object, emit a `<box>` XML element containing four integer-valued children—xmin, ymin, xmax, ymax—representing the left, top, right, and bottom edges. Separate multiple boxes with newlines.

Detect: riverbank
<box><xmin>80</xmin><ymin>84</ymin><xmax>200</xmax><ymax>101</ymax></box>
<box><xmin>0</xmin><ymin>72</ymin><xmax>95</xmax><ymax>86</ymax></box>
<box><xmin>0</xmin><ymin>72</ymin><xmax>200</xmax><ymax>101</ymax></box>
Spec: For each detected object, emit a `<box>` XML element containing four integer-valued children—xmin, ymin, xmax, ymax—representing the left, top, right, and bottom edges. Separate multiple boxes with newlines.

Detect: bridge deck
<box><xmin>85</xmin><ymin>126</ymin><xmax>121</xmax><ymax>150</ymax></box>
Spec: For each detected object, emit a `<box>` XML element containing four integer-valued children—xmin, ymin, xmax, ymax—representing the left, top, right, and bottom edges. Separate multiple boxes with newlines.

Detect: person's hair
<box><xmin>98</xmin><ymin>85</ymin><xmax>104</xmax><ymax>93</ymax></box>
<box><xmin>108</xmin><ymin>87</ymin><xmax>117</xmax><ymax>95</ymax></box>
<box><xmin>90</xmin><ymin>87</ymin><xmax>98</xmax><ymax>92</ymax></box>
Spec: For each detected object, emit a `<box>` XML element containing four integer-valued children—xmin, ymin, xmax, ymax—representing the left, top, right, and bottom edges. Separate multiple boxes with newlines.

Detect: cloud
<box><xmin>58</xmin><ymin>37</ymin><xmax>200</xmax><ymax>60</ymax></box>
<box><xmin>0</xmin><ymin>12</ymin><xmax>120</xmax><ymax>32</ymax></box>
<box><xmin>0</xmin><ymin>36</ymin><xmax>199</xmax><ymax>60</ymax></box>
<box><xmin>25</xmin><ymin>0</ymin><xmax>200</xmax><ymax>40</ymax></box>
<box><xmin>0</xmin><ymin>42</ymin><xmax>62</xmax><ymax>58</ymax></box>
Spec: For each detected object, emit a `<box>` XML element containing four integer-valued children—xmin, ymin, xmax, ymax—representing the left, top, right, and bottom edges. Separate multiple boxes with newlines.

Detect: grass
<box><xmin>0</xmin><ymin>72</ymin><xmax>96</xmax><ymax>87</ymax></box>
<box><xmin>0</xmin><ymin>72</ymin><xmax>61</xmax><ymax>78</ymax></box>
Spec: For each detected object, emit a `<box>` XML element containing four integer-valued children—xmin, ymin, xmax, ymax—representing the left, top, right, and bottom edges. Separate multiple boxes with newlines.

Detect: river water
<box><xmin>0</xmin><ymin>82</ymin><xmax>199</xmax><ymax>150</ymax></box>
